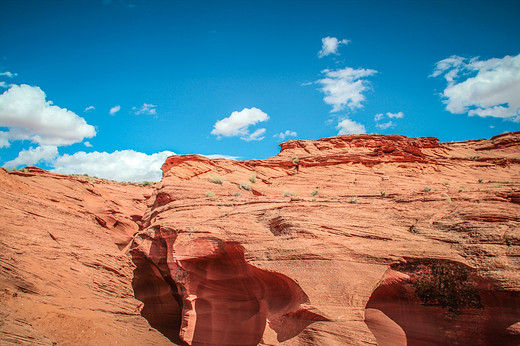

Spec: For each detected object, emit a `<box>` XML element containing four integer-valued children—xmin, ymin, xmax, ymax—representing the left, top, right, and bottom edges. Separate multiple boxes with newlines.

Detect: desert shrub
<box><xmin>249</xmin><ymin>175</ymin><xmax>257</xmax><ymax>184</ymax></box>
<box><xmin>414</xmin><ymin>262</ymin><xmax>483</xmax><ymax>313</ymax></box>
<box><xmin>310</xmin><ymin>189</ymin><xmax>319</xmax><ymax>197</ymax></box>
<box><xmin>284</xmin><ymin>191</ymin><xmax>296</xmax><ymax>197</ymax></box>
<box><xmin>350</xmin><ymin>196</ymin><xmax>358</xmax><ymax>204</ymax></box>
<box><xmin>445</xmin><ymin>194</ymin><xmax>452</xmax><ymax>203</ymax></box>
<box><xmin>206</xmin><ymin>191</ymin><xmax>216</xmax><ymax>198</ymax></box>
<box><xmin>292</xmin><ymin>156</ymin><xmax>299</xmax><ymax>165</ymax></box>
<box><xmin>239</xmin><ymin>183</ymin><xmax>251</xmax><ymax>191</ymax></box>
<box><xmin>423</xmin><ymin>186</ymin><xmax>432</xmax><ymax>192</ymax></box>
<box><xmin>443</xmin><ymin>181</ymin><xmax>450</xmax><ymax>186</ymax></box>
<box><xmin>209</xmin><ymin>176</ymin><xmax>223</xmax><ymax>185</ymax></box>
<box><xmin>140</xmin><ymin>181</ymin><xmax>153</xmax><ymax>187</ymax></box>
<box><xmin>233</xmin><ymin>192</ymin><xmax>242</xmax><ymax>196</ymax></box>
<box><xmin>20</xmin><ymin>167</ymin><xmax>29</xmax><ymax>173</ymax></box>
<box><xmin>380</xmin><ymin>191</ymin><xmax>387</xmax><ymax>197</ymax></box>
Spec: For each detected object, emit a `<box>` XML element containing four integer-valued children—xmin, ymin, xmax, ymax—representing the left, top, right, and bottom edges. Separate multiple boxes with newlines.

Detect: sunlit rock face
<box><xmin>1</xmin><ymin>132</ymin><xmax>519</xmax><ymax>345</ymax></box>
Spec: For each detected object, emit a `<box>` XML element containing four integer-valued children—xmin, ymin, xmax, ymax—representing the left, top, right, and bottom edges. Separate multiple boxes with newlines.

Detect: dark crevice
<box><xmin>131</xmin><ymin>249</ymin><xmax>186</xmax><ymax>345</ymax></box>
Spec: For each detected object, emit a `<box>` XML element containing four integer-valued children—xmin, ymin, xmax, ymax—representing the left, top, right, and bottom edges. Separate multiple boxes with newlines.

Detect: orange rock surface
<box><xmin>1</xmin><ymin>132</ymin><xmax>520</xmax><ymax>345</ymax></box>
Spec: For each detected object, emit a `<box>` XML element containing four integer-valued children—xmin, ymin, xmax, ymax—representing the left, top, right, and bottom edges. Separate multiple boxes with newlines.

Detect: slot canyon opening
<box><xmin>131</xmin><ymin>247</ymin><xmax>186</xmax><ymax>345</ymax></box>
<box><xmin>364</xmin><ymin>258</ymin><xmax>520</xmax><ymax>346</ymax></box>
<box><xmin>130</xmin><ymin>234</ymin><xmax>328</xmax><ymax>345</ymax></box>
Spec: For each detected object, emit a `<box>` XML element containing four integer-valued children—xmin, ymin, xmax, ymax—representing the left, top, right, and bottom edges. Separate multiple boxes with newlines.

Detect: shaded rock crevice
<box><xmin>131</xmin><ymin>231</ymin><xmax>327</xmax><ymax>345</ymax></box>
<box><xmin>365</xmin><ymin>258</ymin><xmax>520</xmax><ymax>346</ymax></box>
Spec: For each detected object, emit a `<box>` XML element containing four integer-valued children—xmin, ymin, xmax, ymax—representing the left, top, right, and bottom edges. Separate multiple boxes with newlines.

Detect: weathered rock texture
<box><xmin>1</xmin><ymin>132</ymin><xmax>520</xmax><ymax>345</ymax></box>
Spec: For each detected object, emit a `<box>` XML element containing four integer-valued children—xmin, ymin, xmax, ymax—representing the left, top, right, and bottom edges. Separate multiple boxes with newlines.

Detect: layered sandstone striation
<box><xmin>1</xmin><ymin>132</ymin><xmax>520</xmax><ymax>345</ymax></box>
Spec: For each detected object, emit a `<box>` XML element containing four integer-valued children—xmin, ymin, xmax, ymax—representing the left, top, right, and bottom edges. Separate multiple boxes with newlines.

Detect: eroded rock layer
<box><xmin>135</xmin><ymin>132</ymin><xmax>520</xmax><ymax>345</ymax></box>
<box><xmin>1</xmin><ymin>132</ymin><xmax>520</xmax><ymax>345</ymax></box>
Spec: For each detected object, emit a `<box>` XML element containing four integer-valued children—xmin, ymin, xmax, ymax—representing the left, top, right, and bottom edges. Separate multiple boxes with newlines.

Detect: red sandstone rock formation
<box><xmin>1</xmin><ymin>132</ymin><xmax>520</xmax><ymax>345</ymax></box>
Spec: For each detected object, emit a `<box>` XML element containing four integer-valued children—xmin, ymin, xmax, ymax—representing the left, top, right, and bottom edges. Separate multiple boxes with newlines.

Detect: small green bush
<box><xmin>249</xmin><ymin>175</ymin><xmax>257</xmax><ymax>184</ymax></box>
<box><xmin>206</xmin><ymin>191</ymin><xmax>216</xmax><ymax>198</ymax></box>
<box><xmin>140</xmin><ymin>181</ymin><xmax>153</xmax><ymax>187</ymax></box>
<box><xmin>209</xmin><ymin>176</ymin><xmax>223</xmax><ymax>185</ymax></box>
<box><xmin>284</xmin><ymin>191</ymin><xmax>296</xmax><ymax>197</ymax></box>
<box><xmin>310</xmin><ymin>189</ymin><xmax>319</xmax><ymax>197</ymax></box>
<box><xmin>380</xmin><ymin>191</ymin><xmax>387</xmax><ymax>197</ymax></box>
<box><xmin>233</xmin><ymin>192</ymin><xmax>242</xmax><ymax>196</ymax></box>
<box><xmin>292</xmin><ymin>156</ymin><xmax>299</xmax><ymax>165</ymax></box>
<box><xmin>350</xmin><ymin>196</ymin><xmax>358</xmax><ymax>204</ymax></box>
<box><xmin>445</xmin><ymin>194</ymin><xmax>452</xmax><ymax>203</ymax></box>
<box><xmin>239</xmin><ymin>183</ymin><xmax>251</xmax><ymax>191</ymax></box>
<box><xmin>423</xmin><ymin>186</ymin><xmax>432</xmax><ymax>192</ymax></box>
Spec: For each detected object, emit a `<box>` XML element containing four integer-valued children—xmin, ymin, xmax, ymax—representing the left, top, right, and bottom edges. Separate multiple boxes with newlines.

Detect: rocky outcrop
<box><xmin>1</xmin><ymin>132</ymin><xmax>519</xmax><ymax>345</ymax></box>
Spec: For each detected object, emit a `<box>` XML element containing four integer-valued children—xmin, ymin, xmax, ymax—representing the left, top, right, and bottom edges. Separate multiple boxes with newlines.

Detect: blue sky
<box><xmin>1</xmin><ymin>0</ymin><xmax>519</xmax><ymax>181</ymax></box>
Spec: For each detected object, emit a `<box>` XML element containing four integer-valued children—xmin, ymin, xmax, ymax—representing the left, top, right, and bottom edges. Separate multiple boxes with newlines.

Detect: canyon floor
<box><xmin>1</xmin><ymin>133</ymin><xmax>519</xmax><ymax>345</ymax></box>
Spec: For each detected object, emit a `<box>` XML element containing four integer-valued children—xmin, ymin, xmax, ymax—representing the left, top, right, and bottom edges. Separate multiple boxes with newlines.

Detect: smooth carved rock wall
<box><xmin>135</xmin><ymin>132</ymin><xmax>520</xmax><ymax>344</ymax></box>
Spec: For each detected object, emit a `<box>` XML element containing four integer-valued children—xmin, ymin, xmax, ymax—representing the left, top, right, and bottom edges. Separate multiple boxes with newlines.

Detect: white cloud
<box><xmin>0</xmin><ymin>131</ymin><xmax>10</xmax><ymax>148</ymax></box>
<box><xmin>133</xmin><ymin>103</ymin><xmax>157</xmax><ymax>116</ymax></box>
<box><xmin>3</xmin><ymin>145</ymin><xmax>58</xmax><ymax>168</ymax></box>
<box><xmin>386</xmin><ymin>111</ymin><xmax>404</xmax><ymax>119</ymax></box>
<box><xmin>336</xmin><ymin>118</ymin><xmax>366</xmax><ymax>135</ymax></box>
<box><xmin>318</xmin><ymin>67</ymin><xmax>377</xmax><ymax>112</ymax></box>
<box><xmin>0</xmin><ymin>71</ymin><xmax>17</xmax><ymax>78</ymax></box>
<box><xmin>0</xmin><ymin>81</ymin><xmax>9</xmax><ymax>89</ymax></box>
<box><xmin>84</xmin><ymin>141</ymin><xmax>93</xmax><ymax>147</ymax></box>
<box><xmin>375</xmin><ymin>112</ymin><xmax>404</xmax><ymax>121</ymax></box>
<box><xmin>374</xmin><ymin>111</ymin><xmax>404</xmax><ymax>129</ymax></box>
<box><xmin>211</xmin><ymin>107</ymin><xmax>269</xmax><ymax>141</ymax></box>
<box><xmin>318</xmin><ymin>36</ymin><xmax>350</xmax><ymax>58</ymax></box>
<box><xmin>53</xmin><ymin>149</ymin><xmax>175</xmax><ymax>182</ymax></box>
<box><xmin>376</xmin><ymin>121</ymin><xmax>395</xmax><ymax>130</ymax></box>
<box><xmin>274</xmin><ymin>130</ymin><xmax>298</xmax><ymax>140</ymax></box>
<box><xmin>242</xmin><ymin>128</ymin><xmax>266</xmax><ymax>141</ymax></box>
<box><xmin>203</xmin><ymin>154</ymin><xmax>240</xmax><ymax>160</ymax></box>
<box><xmin>0</xmin><ymin>84</ymin><xmax>96</xmax><ymax>146</ymax></box>
<box><xmin>109</xmin><ymin>105</ymin><xmax>121</xmax><ymax>115</ymax></box>
<box><xmin>432</xmin><ymin>53</ymin><xmax>520</xmax><ymax>121</ymax></box>
<box><xmin>84</xmin><ymin>106</ymin><xmax>95</xmax><ymax>112</ymax></box>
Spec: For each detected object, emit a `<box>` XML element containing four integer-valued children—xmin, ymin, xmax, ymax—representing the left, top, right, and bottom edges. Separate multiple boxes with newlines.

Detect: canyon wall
<box><xmin>1</xmin><ymin>132</ymin><xmax>519</xmax><ymax>345</ymax></box>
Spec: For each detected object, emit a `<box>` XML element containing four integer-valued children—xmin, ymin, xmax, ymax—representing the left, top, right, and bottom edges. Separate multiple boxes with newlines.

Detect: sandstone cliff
<box><xmin>1</xmin><ymin>132</ymin><xmax>519</xmax><ymax>345</ymax></box>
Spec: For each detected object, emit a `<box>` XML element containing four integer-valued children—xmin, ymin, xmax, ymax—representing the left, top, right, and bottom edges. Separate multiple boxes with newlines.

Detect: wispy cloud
<box><xmin>432</xmin><ymin>53</ymin><xmax>520</xmax><ymax>121</ymax></box>
<box><xmin>133</xmin><ymin>103</ymin><xmax>157</xmax><ymax>116</ymax></box>
<box><xmin>211</xmin><ymin>107</ymin><xmax>269</xmax><ymax>141</ymax></box>
<box><xmin>318</xmin><ymin>36</ymin><xmax>350</xmax><ymax>58</ymax></box>
<box><xmin>374</xmin><ymin>111</ymin><xmax>404</xmax><ymax>130</ymax></box>
<box><xmin>109</xmin><ymin>105</ymin><xmax>121</xmax><ymax>115</ymax></box>
<box><xmin>0</xmin><ymin>71</ymin><xmax>17</xmax><ymax>78</ymax></box>
<box><xmin>274</xmin><ymin>130</ymin><xmax>297</xmax><ymax>140</ymax></box>
<box><xmin>0</xmin><ymin>84</ymin><xmax>96</xmax><ymax>147</ymax></box>
<box><xmin>84</xmin><ymin>106</ymin><xmax>95</xmax><ymax>112</ymax></box>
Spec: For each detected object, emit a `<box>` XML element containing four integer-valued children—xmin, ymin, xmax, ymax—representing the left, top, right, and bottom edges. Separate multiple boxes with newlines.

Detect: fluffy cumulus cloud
<box><xmin>336</xmin><ymin>118</ymin><xmax>366</xmax><ymax>135</ymax></box>
<box><xmin>133</xmin><ymin>103</ymin><xmax>157</xmax><ymax>116</ymax></box>
<box><xmin>53</xmin><ymin>150</ymin><xmax>175</xmax><ymax>182</ymax></box>
<box><xmin>274</xmin><ymin>130</ymin><xmax>297</xmax><ymax>140</ymax></box>
<box><xmin>318</xmin><ymin>36</ymin><xmax>350</xmax><ymax>58</ymax></box>
<box><xmin>3</xmin><ymin>145</ymin><xmax>58</xmax><ymax>168</ymax></box>
<box><xmin>432</xmin><ymin>53</ymin><xmax>520</xmax><ymax>121</ymax></box>
<box><xmin>211</xmin><ymin>107</ymin><xmax>269</xmax><ymax>141</ymax></box>
<box><xmin>318</xmin><ymin>67</ymin><xmax>377</xmax><ymax>112</ymax></box>
<box><xmin>109</xmin><ymin>105</ymin><xmax>121</xmax><ymax>115</ymax></box>
<box><xmin>0</xmin><ymin>85</ymin><xmax>96</xmax><ymax>147</ymax></box>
